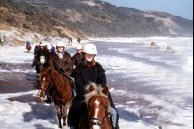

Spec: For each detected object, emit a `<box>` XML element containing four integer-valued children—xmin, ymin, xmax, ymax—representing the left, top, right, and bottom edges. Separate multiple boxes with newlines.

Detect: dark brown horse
<box><xmin>26</xmin><ymin>44</ymin><xmax>32</xmax><ymax>53</ymax></box>
<box><xmin>79</xmin><ymin>83</ymin><xmax>112</xmax><ymax>129</ymax></box>
<box><xmin>39</xmin><ymin>68</ymin><xmax>74</xmax><ymax>128</ymax></box>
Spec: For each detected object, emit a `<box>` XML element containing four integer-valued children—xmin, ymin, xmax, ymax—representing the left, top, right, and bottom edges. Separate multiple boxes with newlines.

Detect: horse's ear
<box><xmin>89</xmin><ymin>85</ymin><xmax>95</xmax><ymax>92</ymax></box>
<box><xmin>102</xmin><ymin>86</ymin><xmax>109</xmax><ymax>96</ymax></box>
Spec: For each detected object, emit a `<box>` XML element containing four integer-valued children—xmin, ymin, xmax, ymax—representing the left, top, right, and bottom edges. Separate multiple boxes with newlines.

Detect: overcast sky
<box><xmin>102</xmin><ymin>0</ymin><xmax>193</xmax><ymax>20</ymax></box>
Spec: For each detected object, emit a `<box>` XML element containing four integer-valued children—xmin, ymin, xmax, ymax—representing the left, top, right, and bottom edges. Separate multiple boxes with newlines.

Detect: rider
<box><xmin>70</xmin><ymin>43</ymin><xmax>120</xmax><ymax>129</ymax></box>
<box><xmin>34</xmin><ymin>42</ymin><xmax>41</xmax><ymax>56</ymax></box>
<box><xmin>72</xmin><ymin>44</ymin><xmax>84</xmax><ymax>69</ymax></box>
<box><xmin>44</xmin><ymin>41</ymin><xmax>74</xmax><ymax>103</ymax></box>
<box><xmin>50</xmin><ymin>41</ymin><xmax>73</xmax><ymax>76</ymax></box>
<box><xmin>32</xmin><ymin>42</ymin><xmax>50</xmax><ymax>74</ymax></box>
<box><xmin>26</xmin><ymin>41</ymin><xmax>31</xmax><ymax>46</ymax></box>
<box><xmin>77</xmin><ymin>37</ymin><xmax>81</xmax><ymax>44</ymax></box>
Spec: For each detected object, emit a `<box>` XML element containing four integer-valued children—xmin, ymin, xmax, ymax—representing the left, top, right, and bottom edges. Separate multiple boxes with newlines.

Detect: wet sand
<box><xmin>0</xmin><ymin>63</ymin><xmax>35</xmax><ymax>94</ymax></box>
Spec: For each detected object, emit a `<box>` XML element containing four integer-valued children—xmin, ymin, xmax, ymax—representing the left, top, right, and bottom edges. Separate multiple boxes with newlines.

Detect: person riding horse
<box><xmin>42</xmin><ymin>41</ymin><xmax>74</xmax><ymax>103</ymax></box>
<box><xmin>72</xmin><ymin>44</ymin><xmax>84</xmax><ymax>69</ymax></box>
<box><xmin>34</xmin><ymin>42</ymin><xmax>41</xmax><ymax>56</ymax></box>
<box><xmin>69</xmin><ymin>44</ymin><xmax>120</xmax><ymax>129</ymax></box>
<box><xmin>50</xmin><ymin>41</ymin><xmax>73</xmax><ymax>77</ymax></box>
<box><xmin>77</xmin><ymin>37</ymin><xmax>81</xmax><ymax>44</ymax></box>
<box><xmin>32</xmin><ymin>42</ymin><xmax>50</xmax><ymax>74</ymax></box>
<box><xmin>26</xmin><ymin>41</ymin><xmax>32</xmax><ymax>53</ymax></box>
<box><xmin>26</xmin><ymin>41</ymin><xmax>31</xmax><ymax>46</ymax></box>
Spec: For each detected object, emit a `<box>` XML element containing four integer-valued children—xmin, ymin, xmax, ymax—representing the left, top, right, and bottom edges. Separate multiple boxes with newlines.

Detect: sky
<box><xmin>102</xmin><ymin>0</ymin><xmax>193</xmax><ymax>20</ymax></box>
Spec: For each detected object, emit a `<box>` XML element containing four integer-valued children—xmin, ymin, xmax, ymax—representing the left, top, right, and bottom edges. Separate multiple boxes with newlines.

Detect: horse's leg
<box><xmin>58</xmin><ymin>115</ymin><xmax>62</xmax><ymax>128</ymax></box>
<box><xmin>63</xmin><ymin>116</ymin><xmax>67</xmax><ymax>126</ymax></box>
<box><xmin>63</xmin><ymin>104</ymin><xmax>70</xmax><ymax>126</ymax></box>
<box><xmin>55</xmin><ymin>105</ymin><xmax>63</xmax><ymax>128</ymax></box>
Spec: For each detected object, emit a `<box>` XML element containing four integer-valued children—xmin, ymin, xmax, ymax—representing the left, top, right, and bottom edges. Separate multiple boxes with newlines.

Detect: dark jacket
<box><xmin>50</xmin><ymin>51</ymin><xmax>73</xmax><ymax>76</ymax></box>
<box><xmin>70</xmin><ymin>60</ymin><xmax>119</xmax><ymax>129</ymax></box>
<box><xmin>71</xmin><ymin>60</ymin><xmax>106</xmax><ymax>96</ymax></box>
<box><xmin>72</xmin><ymin>53</ymin><xmax>83</xmax><ymax>68</ymax></box>
<box><xmin>32</xmin><ymin>47</ymin><xmax>50</xmax><ymax>68</ymax></box>
<box><xmin>34</xmin><ymin>45</ymin><xmax>40</xmax><ymax>56</ymax></box>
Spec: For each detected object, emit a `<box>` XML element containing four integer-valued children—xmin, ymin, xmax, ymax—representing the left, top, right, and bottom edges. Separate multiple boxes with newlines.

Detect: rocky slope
<box><xmin>0</xmin><ymin>0</ymin><xmax>193</xmax><ymax>38</ymax></box>
<box><xmin>0</xmin><ymin>0</ymin><xmax>84</xmax><ymax>39</ymax></box>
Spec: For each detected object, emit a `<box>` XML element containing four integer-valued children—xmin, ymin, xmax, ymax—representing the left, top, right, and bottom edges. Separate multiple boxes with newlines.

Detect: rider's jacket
<box><xmin>50</xmin><ymin>51</ymin><xmax>73</xmax><ymax>76</ymax></box>
<box><xmin>33</xmin><ymin>47</ymin><xmax>50</xmax><ymax>68</ymax></box>
<box><xmin>71</xmin><ymin>60</ymin><xmax>106</xmax><ymax>96</ymax></box>
<box><xmin>34</xmin><ymin>45</ymin><xmax>40</xmax><ymax>56</ymax></box>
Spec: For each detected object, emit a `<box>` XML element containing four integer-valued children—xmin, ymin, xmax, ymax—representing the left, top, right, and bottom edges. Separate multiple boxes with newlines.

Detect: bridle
<box><xmin>39</xmin><ymin>75</ymin><xmax>53</xmax><ymax>97</ymax></box>
<box><xmin>38</xmin><ymin>80</ymin><xmax>48</xmax><ymax>97</ymax></box>
<box><xmin>88</xmin><ymin>104</ymin><xmax>110</xmax><ymax>128</ymax></box>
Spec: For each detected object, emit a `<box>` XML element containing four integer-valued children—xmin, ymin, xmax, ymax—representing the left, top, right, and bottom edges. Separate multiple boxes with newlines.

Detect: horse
<box><xmin>79</xmin><ymin>83</ymin><xmax>112</xmax><ymax>129</ymax></box>
<box><xmin>39</xmin><ymin>68</ymin><xmax>74</xmax><ymax>128</ymax></box>
<box><xmin>26</xmin><ymin>44</ymin><xmax>32</xmax><ymax>53</ymax></box>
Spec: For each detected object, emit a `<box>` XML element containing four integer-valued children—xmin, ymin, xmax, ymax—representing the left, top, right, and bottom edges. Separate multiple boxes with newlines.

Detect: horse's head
<box><xmin>39</xmin><ymin>68</ymin><xmax>52</xmax><ymax>98</ymax></box>
<box><xmin>40</xmin><ymin>56</ymin><xmax>46</xmax><ymax>65</ymax></box>
<box><xmin>85</xmin><ymin>83</ymin><xmax>110</xmax><ymax>129</ymax></box>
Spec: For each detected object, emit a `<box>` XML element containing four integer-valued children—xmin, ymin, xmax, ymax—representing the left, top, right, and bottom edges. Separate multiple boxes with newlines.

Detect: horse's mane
<box><xmin>51</xmin><ymin>69</ymin><xmax>62</xmax><ymax>79</ymax></box>
<box><xmin>84</xmin><ymin>82</ymin><xmax>108</xmax><ymax>105</ymax></box>
<box><xmin>51</xmin><ymin>69</ymin><xmax>70</xmax><ymax>86</ymax></box>
<box><xmin>42</xmin><ymin>68</ymin><xmax>68</xmax><ymax>87</ymax></box>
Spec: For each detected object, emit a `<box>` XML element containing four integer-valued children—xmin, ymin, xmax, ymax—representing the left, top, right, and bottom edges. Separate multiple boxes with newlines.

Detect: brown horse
<box><xmin>39</xmin><ymin>68</ymin><xmax>74</xmax><ymax>128</ymax></box>
<box><xmin>79</xmin><ymin>83</ymin><xmax>112</xmax><ymax>129</ymax></box>
<box><xmin>26</xmin><ymin>44</ymin><xmax>32</xmax><ymax>53</ymax></box>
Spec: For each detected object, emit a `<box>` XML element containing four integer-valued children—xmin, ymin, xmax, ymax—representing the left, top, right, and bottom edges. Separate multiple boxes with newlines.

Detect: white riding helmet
<box><xmin>76</xmin><ymin>44</ymin><xmax>83</xmax><ymax>50</ymax></box>
<box><xmin>56</xmin><ymin>41</ymin><xmax>65</xmax><ymax>47</ymax></box>
<box><xmin>83</xmin><ymin>43</ymin><xmax>97</xmax><ymax>55</ymax></box>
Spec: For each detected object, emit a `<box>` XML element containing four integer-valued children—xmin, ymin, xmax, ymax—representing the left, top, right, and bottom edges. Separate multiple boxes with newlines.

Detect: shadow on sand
<box><xmin>23</xmin><ymin>103</ymin><xmax>57</xmax><ymax>129</ymax></box>
<box><xmin>117</xmin><ymin>107</ymin><xmax>157</xmax><ymax>126</ymax></box>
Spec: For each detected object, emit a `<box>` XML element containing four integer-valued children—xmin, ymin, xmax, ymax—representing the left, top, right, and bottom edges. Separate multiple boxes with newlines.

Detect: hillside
<box><xmin>0</xmin><ymin>0</ymin><xmax>193</xmax><ymax>37</ymax></box>
<box><xmin>0</xmin><ymin>0</ymin><xmax>84</xmax><ymax>39</ymax></box>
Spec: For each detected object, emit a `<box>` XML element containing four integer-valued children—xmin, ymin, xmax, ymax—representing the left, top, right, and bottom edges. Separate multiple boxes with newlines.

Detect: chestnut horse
<box><xmin>26</xmin><ymin>44</ymin><xmax>32</xmax><ymax>53</ymax></box>
<box><xmin>39</xmin><ymin>68</ymin><xmax>74</xmax><ymax>128</ymax></box>
<box><xmin>79</xmin><ymin>83</ymin><xmax>112</xmax><ymax>129</ymax></box>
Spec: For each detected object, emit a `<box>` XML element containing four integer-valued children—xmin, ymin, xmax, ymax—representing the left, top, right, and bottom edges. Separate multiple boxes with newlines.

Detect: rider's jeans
<box><xmin>111</xmin><ymin>107</ymin><xmax>117</xmax><ymax>128</ymax></box>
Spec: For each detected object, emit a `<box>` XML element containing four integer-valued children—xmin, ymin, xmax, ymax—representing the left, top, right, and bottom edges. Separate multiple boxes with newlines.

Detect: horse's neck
<box><xmin>51</xmin><ymin>72</ymin><xmax>59</xmax><ymax>86</ymax></box>
<box><xmin>51</xmin><ymin>72</ymin><xmax>70</xmax><ymax>91</ymax></box>
<box><xmin>104</xmin><ymin>117</ymin><xmax>112</xmax><ymax>129</ymax></box>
